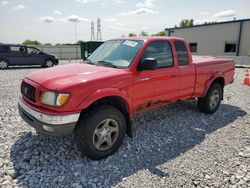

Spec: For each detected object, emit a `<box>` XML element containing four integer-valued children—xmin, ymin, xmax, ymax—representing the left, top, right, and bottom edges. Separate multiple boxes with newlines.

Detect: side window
<box><xmin>141</xmin><ymin>41</ymin><xmax>174</xmax><ymax>68</ymax></box>
<box><xmin>10</xmin><ymin>46</ymin><xmax>25</xmax><ymax>53</ymax></box>
<box><xmin>175</xmin><ymin>41</ymin><xmax>189</xmax><ymax>66</ymax></box>
<box><xmin>27</xmin><ymin>47</ymin><xmax>40</xmax><ymax>54</ymax></box>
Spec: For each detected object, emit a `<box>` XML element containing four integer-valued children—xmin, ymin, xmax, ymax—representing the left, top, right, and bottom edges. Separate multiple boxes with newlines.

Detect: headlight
<box><xmin>41</xmin><ymin>92</ymin><xmax>69</xmax><ymax>106</ymax></box>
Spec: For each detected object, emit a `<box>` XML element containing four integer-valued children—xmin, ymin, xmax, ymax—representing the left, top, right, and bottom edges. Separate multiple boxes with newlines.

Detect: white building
<box><xmin>165</xmin><ymin>18</ymin><xmax>250</xmax><ymax>57</ymax></box>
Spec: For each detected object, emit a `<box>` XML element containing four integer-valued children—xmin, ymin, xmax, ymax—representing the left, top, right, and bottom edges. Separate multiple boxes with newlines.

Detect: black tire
<box><xmin>75</xmin><ymin>105</ymin><xmax>126</xmax><ymax>160</ymax></box>
<box><xmin>198</xmin><ymin>83</ymin><xmax>223</xmax><ymax>114</ymax></box>
<box><xmin>0</xmin><ymin>59</ymin><xmax>8</xmax><ymax>69</ymax></box>
<box><xmin>44</xmin><ymin>59</ymin><xmax>54</xmax><ymax>68</ymax></box>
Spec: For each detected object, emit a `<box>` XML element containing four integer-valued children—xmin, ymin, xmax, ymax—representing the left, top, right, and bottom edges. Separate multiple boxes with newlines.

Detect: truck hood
<box><xmin>25</xmin><ymin>63</ymin><xmax>128</xmax><ymax>91</ymax></box>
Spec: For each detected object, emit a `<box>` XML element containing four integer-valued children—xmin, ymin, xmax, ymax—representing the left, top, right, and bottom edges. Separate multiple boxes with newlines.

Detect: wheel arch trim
<box><xmin>77</xmin><ymin>88</ymin><xmax>132</xmax><ymax>115</ymax></box>
<box><xmin>202</xmin><ymin>72</ymin><xmax>225</xmax><ymax>98</ymax></box>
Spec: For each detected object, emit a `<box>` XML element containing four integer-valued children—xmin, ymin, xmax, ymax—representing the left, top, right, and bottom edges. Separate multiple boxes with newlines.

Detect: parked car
<box><xmin>18</xmin><ymin>37</ymin><xmax>235</xmax><ymax>160</ymax></box>
<box><xmin>0</xmin><ymin>43</ymin><xmax>58</xmax><ymax>69</ymax></box>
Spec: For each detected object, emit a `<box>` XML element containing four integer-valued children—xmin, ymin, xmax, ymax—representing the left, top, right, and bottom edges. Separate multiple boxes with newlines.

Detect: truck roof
<box><xmin>112</xmin><ymin>36</ymin><xmax>186</xmax><ymax>42</ymax></box>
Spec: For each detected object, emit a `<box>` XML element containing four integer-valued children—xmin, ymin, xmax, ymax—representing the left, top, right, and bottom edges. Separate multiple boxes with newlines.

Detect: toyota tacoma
<box><xmin>18</xmin><ymin>37</ymin><xmax>235</xmax><ymax>160</ymax></box>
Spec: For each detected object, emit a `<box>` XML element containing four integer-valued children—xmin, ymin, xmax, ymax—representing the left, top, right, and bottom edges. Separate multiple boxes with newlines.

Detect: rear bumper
<box><xmin>18</xmin><ymin>98</ymin><xmax>80</xmax><ymax>136</ymax></box>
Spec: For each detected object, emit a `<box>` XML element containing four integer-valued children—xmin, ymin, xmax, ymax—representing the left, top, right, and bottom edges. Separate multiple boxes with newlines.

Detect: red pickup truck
<box><xmin>18</xmin><ymin>37</ymin><xmax>235</xmax><ymax>159</ymax></box>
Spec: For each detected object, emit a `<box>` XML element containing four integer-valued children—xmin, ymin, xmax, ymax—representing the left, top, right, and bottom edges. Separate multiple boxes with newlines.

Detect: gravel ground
<box><xmin>0</xmin><ymin>62</ymin><xmax>250</xmax><ymax>188</ymax></box>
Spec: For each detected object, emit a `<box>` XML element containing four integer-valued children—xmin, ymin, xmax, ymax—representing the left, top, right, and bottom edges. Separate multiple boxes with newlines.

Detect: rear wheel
<box><xmin>198</xmin><ymin>83</ymin><xmax>223</xmax><ymax>114</ymax></box>
<box><xmin>44</xmin><ymin>59</ymin><xmax>54</xmax><ymax>68</ymax></box>
<box><xmin>75</xmin><ymin>105</ymin><xmax>126</xmax><ymax>160</ymax></box>
<box><xmin>0</xmin><ymin>60</ymin><xmax>8</xmax><ymax>69</ymax></box>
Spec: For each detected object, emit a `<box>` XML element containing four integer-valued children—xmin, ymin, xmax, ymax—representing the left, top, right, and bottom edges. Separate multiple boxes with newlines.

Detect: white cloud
<box><xmin>194</xmin><ymin>18</ymin><xmax>216</xmax><ymax>25</ymax></box>
<box><xmin>113</xmin><ymin>0</ymin><xmax>123</xmax><ymax>4</ymax></box>
<box><xmin>136</xmin><ymin>0</ymin><xmax>155</xmax><ymax>8</ymax></box>
<box><xmin>75</xmin><ymin>0</ymin><xmax>97</xmax><ymax>3</ymax></box>
<box><xmin>109</xmin><ymin>25</ymin><xmax>127</xmax><ymax>30</ymax></box>
<box><xmin>138</xmin><ymin>26</ymin><xmax>150</xmax><ymax>30</ymax></box>
<box><xmin>120</xmin><ymin>8</ymin><xmax>158</xmax><ymax>16</ymax></box>
<box><xmin>113</xmin><ymin>22</ymin><xmax>125</xmax><ymax>26</ymax></box>
<box><xmin>53</xmin><ymin>10</ymin><xmax>62</xmax><ymax>15</ymax></box>
<box><xmin>213</xmin><ymin>9</ymin><xmax>237</xmax><ymax>18</ymax></box>
<box><xmin>198</xmin><ymin>11</ymin><xmax>210</xmax><ymax>16</ymax></box>
<box><xmin>64</xmin><ymin>15</ymin><xmax>90</xmax><ymax>22</ymax></box>
<box><xmin>13</xmin><ymin>4</ymin><xmax>25</xmax><ymax>10</ymax></box>
<box><xmin>41</xmin><ymin>16</ymin><xmax>56</xmax><ymax>23</ymax></box>
<box><xmin>100</xmin><ymin>2</ymin><xmax>107</xmax><ymax>6</ymax></box>
<box><xmin>0</xmin><ymin>0</ymin><xmax>8</xmax><ymax>6</ymax></box>
<box><xmin>104</xmin><ymin>17</ymin><xmax>126</xmax><ymax>28</ymax></box>
<box><xmin>104</xmin><ymin>18</ymin><xmax>117</xmax><ymax>23</ymax></box>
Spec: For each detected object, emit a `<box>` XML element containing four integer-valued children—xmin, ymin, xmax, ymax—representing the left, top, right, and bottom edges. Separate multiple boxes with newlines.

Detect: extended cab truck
<box><xmin>18</xmin><ymin>37</ymin><xmax>235</xmax><ymax>160</ymax></box>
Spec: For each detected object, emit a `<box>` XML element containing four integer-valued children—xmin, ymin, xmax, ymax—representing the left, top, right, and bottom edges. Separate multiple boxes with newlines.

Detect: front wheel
<box><xmin>198</xmin><ymin>83</ymin><xmax>223</xmax><ymax>114</ymax></box>
<box><xmin>44</xmin><ymin>59</ymin><xmax>54</xmax><ymax>68</ymax></box>
<box><xmin>75</xmin><ymin>105</ymin><xmax>126</xmax><ymax>160</ymax></box>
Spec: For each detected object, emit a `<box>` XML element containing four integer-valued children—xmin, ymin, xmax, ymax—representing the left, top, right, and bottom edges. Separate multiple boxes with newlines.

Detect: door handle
<box><xmin>138</xmin><ymin>77</ymin><xmax>150</xmax><ymax>81</ymax></box>
<box><xmin>171</xmin><ymin>74</ymin><xmax>177</xmax><ymax>78</ymax></box>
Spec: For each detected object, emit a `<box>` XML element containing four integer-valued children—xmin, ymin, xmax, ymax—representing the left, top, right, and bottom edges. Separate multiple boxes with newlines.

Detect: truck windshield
<box><xmin>87</xmin><ymin>39</ymin><xmax>144</xmax><ymax>68</ymax></box>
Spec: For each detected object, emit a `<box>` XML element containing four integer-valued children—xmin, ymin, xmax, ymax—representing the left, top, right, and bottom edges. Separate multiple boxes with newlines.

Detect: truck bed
<box><xmin>192</xmin><ymin>55</ymin><xmax>235</xmax><ymax>97</ymax></box>
<box><xmin>192</xmin><ymin>55</ymin><xmax>232</xmax><ymax>65</ymax></box>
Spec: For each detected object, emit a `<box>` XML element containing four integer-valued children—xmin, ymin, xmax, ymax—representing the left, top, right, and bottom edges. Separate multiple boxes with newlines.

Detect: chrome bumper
<box><xmin>18</xmin><ymin>97</ymin><xmax>80</xmax><ymax>125</ymax></box>
<box><xmin>18</xmin><ymin>97</ymin><xmax>80</xmax><ymax>136</ymax></box>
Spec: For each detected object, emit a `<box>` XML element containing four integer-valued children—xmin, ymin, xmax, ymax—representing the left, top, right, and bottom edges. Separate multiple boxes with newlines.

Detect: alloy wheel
<box><xmin>46</xmin><ymin>60</ymin><xmax>53</xmax><ymax>67</ymax></box>
<box><xmin>0</xmin><ymin>61</ymin><xmax>8</xmax><ymax>69</ymax></box>
<box><xmin>92</xmin><ymin>119</ymin><xmax>119</xmax><ymax>151</ymax></box>
<box><xmin>209</xmin><ymin>90</ymin><xmax>220</xmax><ymax>108</ymax></box>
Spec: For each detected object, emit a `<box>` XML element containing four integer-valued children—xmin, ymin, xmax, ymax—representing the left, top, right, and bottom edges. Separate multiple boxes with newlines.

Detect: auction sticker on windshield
<box><xmin>123</xmin><ymin>40</ymin><xmax>138</xmax><ymax>47</ymax></box>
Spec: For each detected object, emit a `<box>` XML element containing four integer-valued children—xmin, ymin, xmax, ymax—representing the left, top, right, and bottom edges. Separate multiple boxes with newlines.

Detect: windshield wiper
<box><xmin>84</xmin><ymin>59</ymin><xmax>94</xmax><ymax>64</ymax></box>
<box><xmin>97</xmin><ymin>60</ymin><xmax>119</xmax><ymax>68</ymax></box>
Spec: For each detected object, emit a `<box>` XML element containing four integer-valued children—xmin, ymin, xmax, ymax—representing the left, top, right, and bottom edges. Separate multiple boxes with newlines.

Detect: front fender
<box><xmin>202</xmin><ymin>72</ymin><xmax>224</xmax><ymax>97</ymax></box>
<box><xmin>77</xmin><ymin>88</ymin><xmax>132</xmax><ymax>114</ymax></box>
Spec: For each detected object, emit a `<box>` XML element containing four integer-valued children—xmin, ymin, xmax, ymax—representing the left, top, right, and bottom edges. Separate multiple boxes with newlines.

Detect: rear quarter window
<box><xmin>174</xmin><ymin>41</ymin><xmax>189</xmax><ymax>66</ymax></box>
<box><xmin>10</xmin><ymin>46</ymin><xmax>25</xmax><ymax>53</ymax></box>
<box><xmin>0</xmin><ymin>46</ymin><xmax>9</xmax><ymax>53</ymax></box>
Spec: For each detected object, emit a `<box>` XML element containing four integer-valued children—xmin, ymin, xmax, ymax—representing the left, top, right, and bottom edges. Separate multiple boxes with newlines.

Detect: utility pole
<box><xmin>96</xmin><ymin>18</ymin><xmax>102</xmax><ymax>41</ymax></box>
<box><xmin>75</xmin><ymin>22</ymin><xmax>77</xmax><ymax>43</ymax></box>
<box><xmin>91</xmin><ymin>21</ymin><xmax>95</xmax><ymax>41</ymax></box>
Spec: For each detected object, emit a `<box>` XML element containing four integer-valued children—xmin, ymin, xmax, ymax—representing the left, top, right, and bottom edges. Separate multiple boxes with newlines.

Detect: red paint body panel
<box><xmin>20</xmin><ymin>37</ymin><xmax>235</xmax><ymax>117</ymax></box>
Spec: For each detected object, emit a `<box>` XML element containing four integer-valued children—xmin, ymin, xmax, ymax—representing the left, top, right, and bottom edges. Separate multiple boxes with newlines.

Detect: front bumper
<box><xmin>18</xmin><ymin>98</ymin><xmax>80</xmax><ymax>136</ymax></box>
<box><xmin>54</xmin><ymin>58</ymin><xmax>59</xmax><ymax>65</ymax></box>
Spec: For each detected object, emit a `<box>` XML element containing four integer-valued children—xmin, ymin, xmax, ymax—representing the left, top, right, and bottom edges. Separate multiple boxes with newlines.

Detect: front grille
<box><xmin>21</xmin><ymin>82</ymin><xmax>36</xmax><ymax>102</ymax></box>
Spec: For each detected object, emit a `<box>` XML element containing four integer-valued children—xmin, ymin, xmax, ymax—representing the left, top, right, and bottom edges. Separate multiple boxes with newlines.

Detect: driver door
<box><xmin>26</xmin><ymin>47</ymin><xmax>43</xmax><ymax>65</ymax></box>
<box><xmin>132</xmin><ymin>40</ymin><xmax>179</xmax><ymax>112</ymax></box>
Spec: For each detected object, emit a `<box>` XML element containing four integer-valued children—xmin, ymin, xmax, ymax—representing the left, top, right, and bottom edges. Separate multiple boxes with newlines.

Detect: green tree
<box><xmin>128</xmin><ymin>33</ymin><xmax>137</xmax><ymax>37</ymax></box>
<box><xmin>179</xmin><ymin>19</ymin><xmax>194</xmax><ymax>27</ymax></box>
<box><xmin>152</xmin><ymin>30</ymin><xmax>166</xmax><ymax>36</ymax></box>
<box><xmin>204</xmin><ymin>21</ymin><xmax>217</xmax><ymax>24</ymax></box>
<box><xmin>44</xmin><ymin>43</ymin><xmax>52</xmax><ymax>46</ymax></box>
<box><xmin>139</xmin><ymin>31</ymin><xmax>149</xmax><ymax>36</ymax></box>
<box><xmin>22</xmin><ymin>39</ymin><xmax>42</xmax><ymax>45</ymax></box>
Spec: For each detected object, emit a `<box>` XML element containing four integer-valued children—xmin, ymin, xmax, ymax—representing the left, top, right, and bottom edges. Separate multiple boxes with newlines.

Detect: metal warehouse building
<box><xmin>165</xmin><ymin>18</ymin><xmax>250</xmax><ymax>57</ymax></box>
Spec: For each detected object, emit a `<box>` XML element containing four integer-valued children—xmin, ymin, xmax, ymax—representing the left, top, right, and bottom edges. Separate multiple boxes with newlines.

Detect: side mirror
<box><xmin>138</xmin><ymin>58</ymin><xmax>157</xmax><ymax>71</ymax></box>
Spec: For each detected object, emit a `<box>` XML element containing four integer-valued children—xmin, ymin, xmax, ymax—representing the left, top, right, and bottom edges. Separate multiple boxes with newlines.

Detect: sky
<box><xmin>0</xmin><ymin>0</ymin><xmax>249</xmax><ymax>44</ymax></box>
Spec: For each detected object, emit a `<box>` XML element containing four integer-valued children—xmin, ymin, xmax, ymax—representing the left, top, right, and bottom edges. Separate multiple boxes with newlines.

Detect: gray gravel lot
<box><xmin>0</xmin><ymin>62</ymin><xmax>250</xmax><ymax>188</ymax></box>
